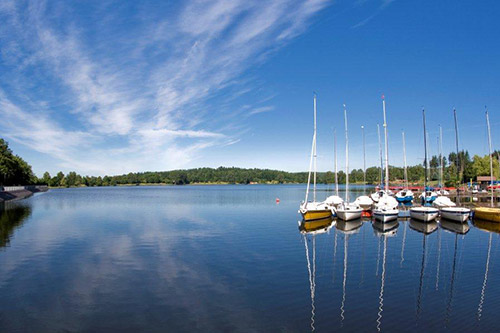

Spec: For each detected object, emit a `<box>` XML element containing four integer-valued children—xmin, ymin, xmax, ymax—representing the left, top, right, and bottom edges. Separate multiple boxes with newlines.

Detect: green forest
<box><xmin>1</xmin><ymin>137</ymin><xmax>499</xmax><ymax>188</ymax></box>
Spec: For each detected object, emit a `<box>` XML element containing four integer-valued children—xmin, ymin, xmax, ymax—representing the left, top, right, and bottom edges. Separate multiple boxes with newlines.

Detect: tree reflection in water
<box><xmin>0</xmin><ymin>202</ymin><xmax>32</xmax><ymax>248</ymax></box>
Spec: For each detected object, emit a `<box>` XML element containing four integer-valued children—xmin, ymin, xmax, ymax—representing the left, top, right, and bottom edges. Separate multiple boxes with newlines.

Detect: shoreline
<box><xmin>0</xmin><ymin>186</ymin><xmax>48</xmax><ymax>203</ymax></box>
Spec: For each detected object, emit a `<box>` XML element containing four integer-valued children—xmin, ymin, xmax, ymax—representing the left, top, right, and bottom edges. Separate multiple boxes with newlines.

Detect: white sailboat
<box><xmin>374</xmin><ymin>96</ymin><xmax>399</xmax><ymax>223</ymax></box>
<box><xmin>435</xmin><ymin>109</ymin><xmax>471</xmax><ymax>222</ymax></box>
<box><xmin>337</xmin><ymin>105</ymin><xmax>363</xmax><ymax>221</ymax></box>
<box><xmin>410</xmin><ymin>108</ymin><xmax>439</xmax><ymax>222</ymax></box>
<box><xmin>325</xmin><ymin>129</ymin><xmax>344</xmax><ymax>209</ymax></box>
<box><xmin>299</xmin><ymin>94</ymin><xmax>332</xmax><ymax>221</ymax></box>
<box><xmin>355</xmin><ymin>125</ymin><xmax>374</xmax><ymax>210</ymax></box>
<box><xmin>395</xmin><ymin>131</ymin><xmax>414</xmax><ymax>203</ymax></box>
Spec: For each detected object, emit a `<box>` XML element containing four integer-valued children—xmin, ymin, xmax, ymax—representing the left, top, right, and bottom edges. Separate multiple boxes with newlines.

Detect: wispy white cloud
<box><xmin>0</xmin><ymin>0</ymin><xmax>330</xmax><ymax>175</ymax></box>
<box><xmin>248</xmin><ymin>106</ymin><xmax>274</xmax><ymax>115</ymax></box>
<box><xmin>352</xmin><ymin>0</ymin><xmax>397</xmax><ymax>28</ymax></box>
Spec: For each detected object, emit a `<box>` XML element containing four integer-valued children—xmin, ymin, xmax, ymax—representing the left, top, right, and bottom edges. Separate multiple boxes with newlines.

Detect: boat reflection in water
<box><xmin>299</xmin><ymin>216</ymin><xmax>334</xmax><ymax>235</ymax></box>
<box><xmin>334</xmin><ymin>219</ymin><xmax>362</xmax><ymax>327</ymax></box>
<box><xmin>439</xmin><ymin>219</ymin><xmax>467</xmax><ymax>327</ymax></box>
<box><xmin>440</xmin><ymin>219</ymin><xmax>470</xmax><ymax>235</ymax></box>
<box><xmin>336</xmin><ymin>219</ymin><xmax>363</xmax><ymax>234</ymax></box>
<box><xmin>409</xmin><ymin>219</ymin><xmax>437</xmax><ymax>323</ymax></box>
<box><xmin>409</xmin><ymin>219</ymin><xmax>438</xmax><ymax>235</ymax></box>
<box><xmin>472</xmin><ymin>219</ymin><xmax>496</xmax><ymax>322</ymax></box>
<box><xmin>372</xmin><ymin>220</ymin><xmax>398</xmax><ymax>331</ymax></box>
<box><xmin>473</xmin><ymin>219</ymin><xmax>500</xmax><ymax>234</ymax></box>
<box><xmin>298</xmin><ymin>217</ymin><xmax>333</xmax><ymax>331</ymax></box>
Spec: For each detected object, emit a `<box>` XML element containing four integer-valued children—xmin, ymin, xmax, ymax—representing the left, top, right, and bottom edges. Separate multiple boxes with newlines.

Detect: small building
<box><xmin>477</xmin><ymin>176</ymin><xmax>497</xmax><ymax>189</ymax></box>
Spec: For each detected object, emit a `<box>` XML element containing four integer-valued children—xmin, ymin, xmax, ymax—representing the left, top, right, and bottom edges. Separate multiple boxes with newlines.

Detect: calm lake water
<box><xmin>0</xmin><ymin>185</ymin><xmax>499</xmax><ymax>332</ymax></box>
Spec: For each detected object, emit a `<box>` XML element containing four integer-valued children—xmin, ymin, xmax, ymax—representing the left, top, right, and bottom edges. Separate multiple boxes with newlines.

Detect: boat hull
<box><xmin>373</xmin><ymin>210</ymin><xmax>399</xmax><ymax>223</ymax></box>
<box><xmin>440</xmin><ymin>208</ymin><xmax>471</xmax><ymax>223</ymax></box>
<box><xmin>336</xmin><ymin>209</ymin><xmax>363</xmax><ymax>221</ymax></box>
<box><xmin>410</xmin><ymin>208</ymin><xmax>439</xmax><ymax>222</ymax></box>
<box><xmin>301</xmin><ymin>209</ymin><xmax>333</xmax><ymax>221</ymax></box>
<box><xmin>474</xmin><ymin>207</ymin><xmax>500</xmax><ymax>223</ymax></box>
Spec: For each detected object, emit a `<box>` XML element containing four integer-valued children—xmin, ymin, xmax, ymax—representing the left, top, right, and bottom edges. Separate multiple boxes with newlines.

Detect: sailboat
<box><xmin>410</xmin><ymin>109</ymin><xmax>439</xmax><ymax>222</ymax></box>
<box><xmin>325</xmin><ymin>129</ymin><xmax>344</xmax><ymax>209</ymax></box>
<box><xmin>299</xmin><ymin>94</ymin><xmax>333</xmax><ymax>221</ymax></box>
<box><xmin>474</xmin><ymin>108</ymin><xmax>500</xmax><ymax>222</ymax></box>
<box><xmin>373</xmin><ymin>96</ymin><xmax>399</xmax><ymax>223</ymax></box>
<box><xmin>434</xmin><ymin>109</ymin><xmax>471</xmax><ymax>222</ymax></box>
<box><xmin>337</xmin><ymin>105</ymin><xmax>363</xmax><ymax>221</ymax></box>
<box><xmin>396</xmin><ymin>131</ymin><xmax>414</xmax><ymax>203</ymax></box>
<box><xmin>355</xmin><ymin>125</ymin><xmax>374</xmax><ymax>211</ymax></box>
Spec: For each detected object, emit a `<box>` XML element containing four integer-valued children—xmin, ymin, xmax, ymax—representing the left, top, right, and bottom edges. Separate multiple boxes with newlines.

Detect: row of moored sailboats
<box><xmin>299</xmin><ymin>95</ymin><xmax>499</xmax><ymax>224</ymax></box>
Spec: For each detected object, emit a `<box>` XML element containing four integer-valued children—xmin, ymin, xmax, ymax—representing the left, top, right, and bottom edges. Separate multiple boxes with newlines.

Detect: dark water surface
<box><xmin>0</xmin><ymin>185</ymin><xmax>499</xmax><ymax>332</ymax></box>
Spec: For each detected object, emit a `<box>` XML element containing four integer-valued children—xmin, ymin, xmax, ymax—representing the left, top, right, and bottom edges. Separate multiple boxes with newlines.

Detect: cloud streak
<box><xmin>0</xmin><ymin>0</ymin><xmax>330</xmax><ymax>175</ymax></box>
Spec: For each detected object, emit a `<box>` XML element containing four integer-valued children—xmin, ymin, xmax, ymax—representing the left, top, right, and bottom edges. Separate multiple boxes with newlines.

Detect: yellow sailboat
<box><xmin>474</xmin><ymin>109</ymin><xmax>500</xmax><ymax>223</ymax></box>
<box><xmin>475</xmin><ymin>208</ymin><xmax>500</xmax><ymax>223</ymax></box>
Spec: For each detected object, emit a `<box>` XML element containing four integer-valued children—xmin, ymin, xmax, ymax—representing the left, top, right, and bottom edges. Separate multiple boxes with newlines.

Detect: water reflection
<box><xmin>400</xmin><ymin>221</ymin><xmax>407</xmax><ymax>267</ymax></box>
<box><xmin>444</xmin><ymin>228</ymin><xmax>464</xmax><ymax>327</ymax></box>
<box><xmin>2</xmin><ymin>186</ymin><xmax>500</xmax><ymax>331</ymax></box>
<box><xmin>474</xmin><ymin>215</ymin><xmax>498</xmax><ymax>322</ymax></box>
<box><xmin>299</xmin><ymin>217</ymin><xmax>333</xmax><ymax>331</ymax></box>
<box><xmin>477</xmin><ymin>232</ymin><xmax>492</xmax><ymax>321</ymax></box>
<box><xmin>372</xmin><ymin>220</ymin><xmax>398</xmax><ymax>332</ymax></box>
<box><xmin>0</xmin><ymin>202</ymin><xmax>32</xmax><ymax>248</ymax></box>
<box><xmin>440</xmin><ymin>219</ymin><xmax>470</xmax><ymax>235</ymax></box>
<box><xmin>410</xmin><ymin>219</ymin><xmax>438</xmax><ymax>235</ymax></box>
<box><xmin>335</xmin><ymin>219</ymin><xmax>362</xmax><ymax>327</ymax></box>
<box><xmin>410</xmin><ymin>219</ymin><xmax>437</xmax><ymax>323</ymax></box>
<box><xmin>474</xmin><ymin>219</ymin><xmax>500</xmax><ymax>234</ymax></box>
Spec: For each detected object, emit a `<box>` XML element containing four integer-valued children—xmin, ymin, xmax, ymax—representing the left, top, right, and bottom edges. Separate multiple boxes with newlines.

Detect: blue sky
<box><xmin>0</xmin><ymin>0</ymin><xmax>499</xmax><ymax>176</ymax></box>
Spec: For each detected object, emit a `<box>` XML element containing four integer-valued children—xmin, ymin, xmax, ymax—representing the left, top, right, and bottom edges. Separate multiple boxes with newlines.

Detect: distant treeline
<box><xmin>1</xmin><ymin>137</ymin><xmax>499</xmax><ymax>188</ymax></box>
<box><xmin>41</xmin><ymin>151</ymin><xmax>499</xmax><ymax>188</ymax></box>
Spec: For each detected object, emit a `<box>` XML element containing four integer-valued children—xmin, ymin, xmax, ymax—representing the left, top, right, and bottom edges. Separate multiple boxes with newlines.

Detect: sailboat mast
<box><xmin>402</xmin><ymin>131</ymin><xmax>408</xmax><ymax>189</ymax></box>
<box><xmin>313</xmin><ymin>94</ymin><xmax>317</xmax><ymax>203</ymax></box>
<box><xmin>334</xmin><ymin>129</ymin><xmax>339</xmax><ymax>196</ymax></box>
<box><xmin>304</xmin><ymin>97</ymin><xmax>316</xmax><ymax>204</ymax></box>
<box><xmin>344</xmin><ymin>105</ymin><xmax>349</xmax><ymax>202</ymax></box>
<box><xmin>486</xmin><ymin>108</ymin><xmax>494</xmax><ymax>207</ymax></box>
<box><xmin>439</xmin><ymin>125</ymin><xmax>443</xmax><ymax>188</ymax></box>
<box><xmin>382</xmin><ymin>96</ymin><xmax>389</xmax><ymax>191</ymax></box>
<box><xmin>423</xmin><ymin>108</ymin><xmax>428</xmax><ymax>196</ymax></box>
<box><xmin>453</xmin><ymin>109</ymin><xmax>461</xmax><ymax>200</ymax></box>
<box><xmin>362</xmin><ymin>125</ymin><xmax>366</xmax><ymax>190</ymax></box>
<box><xmin>377</xmin><ymin>124</ymin><xmax>383</xmax><ymax>188</ymax></box>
